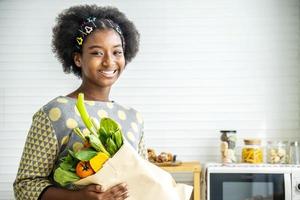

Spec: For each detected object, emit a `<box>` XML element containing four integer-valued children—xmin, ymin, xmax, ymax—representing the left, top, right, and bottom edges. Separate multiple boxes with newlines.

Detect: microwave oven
<box><xmin>206</xmin><ymin>163</ymin><xmax>300</xmax><ymax>200</ymax></box>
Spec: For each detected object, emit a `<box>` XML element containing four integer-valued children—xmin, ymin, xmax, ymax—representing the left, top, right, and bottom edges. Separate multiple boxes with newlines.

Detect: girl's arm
<box><xmin>41</xmin><ymin>184</ymin><xmax>128</xmax><ymax>200</ymax></box>
<box><xmin>13</xmin><ymin>110</ymin><xmax>58</xmax><ymax>200</ymax></box>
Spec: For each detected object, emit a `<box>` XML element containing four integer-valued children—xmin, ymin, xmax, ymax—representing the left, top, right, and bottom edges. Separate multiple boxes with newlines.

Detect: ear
<box><xmin>73</xmin><ymin>52</ymin><xmax>82</xmax><ymax>68</ymax></box>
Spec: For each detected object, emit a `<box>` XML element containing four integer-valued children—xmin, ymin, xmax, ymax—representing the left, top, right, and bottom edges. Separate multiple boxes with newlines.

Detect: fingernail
<box><xmin>96</xmin><ymin>185</ymin><xmax>102</xmax><ymax>191</ymax></box>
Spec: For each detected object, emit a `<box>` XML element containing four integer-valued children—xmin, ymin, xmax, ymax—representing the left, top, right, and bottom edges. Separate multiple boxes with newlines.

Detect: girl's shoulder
<box><xmin>35</xmin><ymin>96</ymin><xmax>144</xmax><ymax>126</ymax></box>
<box><xmin>111</xmin><ymin>101</ymin><xmax>143</xmax><ymax>123</ymax></box>
<box><xmin>40</xmin><ymin>96</ymin><xmax>76</xmax><ymax>116</ymax></box>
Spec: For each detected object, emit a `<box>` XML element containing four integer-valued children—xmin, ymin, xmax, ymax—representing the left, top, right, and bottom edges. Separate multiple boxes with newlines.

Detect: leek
<box><xmin>76</xmin><ymin>93</ymin><xmax>97</xmax><ymax>135</ymax></box>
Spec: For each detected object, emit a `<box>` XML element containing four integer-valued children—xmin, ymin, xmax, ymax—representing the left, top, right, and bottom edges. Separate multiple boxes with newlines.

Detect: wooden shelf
<box><xmin>160</xmin><ymin>161</ymin><xmax>201</xmax><ymax>200</ymax></box>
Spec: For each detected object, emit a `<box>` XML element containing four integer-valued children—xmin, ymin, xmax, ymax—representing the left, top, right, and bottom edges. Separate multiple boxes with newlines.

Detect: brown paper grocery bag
<box><xmin>75</xmin><ymin>141</ymin><xmax>193</xmax><ymax>200</ymax></box>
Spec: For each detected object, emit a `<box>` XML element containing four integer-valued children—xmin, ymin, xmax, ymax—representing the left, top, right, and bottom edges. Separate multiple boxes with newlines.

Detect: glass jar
<box><xmin>267</xmin><ymin>141</ymin><xmax>288</xmax><ymax>164</ymax></box>
<box><xmin>289</xmin><ymin>141</ymin><xmax>300</xmax><ymax>164</ymax></box>
<box><xmin>220</xmin><ymin>130</ymin><xmax>237</xmax><ymax>163</ymax></box>
<box><xmin>241</xmin><ymin>139</ymin><xmax>263</xmax><ymax>164</ymax></box>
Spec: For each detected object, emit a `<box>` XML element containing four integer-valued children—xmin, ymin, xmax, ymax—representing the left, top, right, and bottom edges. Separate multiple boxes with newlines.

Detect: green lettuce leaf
<box><xmin>54</xmin><ymin>167</ymin><xmax>80</xmax><ymax>186</ymax></box>
<box><xmin>74</xmin><ymin>148</ymin><xmax>97</xmax><ymax>161</ymax></box>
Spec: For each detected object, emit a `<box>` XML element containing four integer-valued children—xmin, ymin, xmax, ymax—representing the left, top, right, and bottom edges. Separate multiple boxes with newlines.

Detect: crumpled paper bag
<box><xmin>75</xmin><ymin>141</ymin><xmax>193</xmax><ymax>200</ymax></box>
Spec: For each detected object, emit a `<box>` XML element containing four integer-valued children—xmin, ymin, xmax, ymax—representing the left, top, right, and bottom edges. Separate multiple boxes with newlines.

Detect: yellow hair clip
<box><xmin>76</xmin><ymin>37</ymin><xmax>83</xmax><ymax>45</ymax></box>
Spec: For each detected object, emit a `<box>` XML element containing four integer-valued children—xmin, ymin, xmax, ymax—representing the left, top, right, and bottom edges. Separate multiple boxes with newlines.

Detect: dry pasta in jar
<box><xmin>242</xmin><ymin>139</ymin><xmax>263</xmax><ymax>164</ymax></box>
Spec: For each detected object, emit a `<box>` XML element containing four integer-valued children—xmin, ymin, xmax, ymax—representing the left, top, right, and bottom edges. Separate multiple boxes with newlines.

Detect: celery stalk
<box><xmin>73</xmin><ymin>127</ymin><xmax>87</xmax><ymax>142</ymax></box>
<box><xmin>76</xmin><ymin>93</ymin><xmax>110</xmax><ymax>156</ymax></box>
<box><xmin>90</xmin><ymin>117</ymin><xmax>100</xmax><ymax>131</ymax></box>
<box><xmin>76</xmin><ymin>93</ymin><xmax>97</xmax><ymax>135</ymax></box>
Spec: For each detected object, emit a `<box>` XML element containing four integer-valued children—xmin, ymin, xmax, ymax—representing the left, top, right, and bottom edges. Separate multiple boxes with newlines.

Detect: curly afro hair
<box><xmin>52</xmin><ymin>5</ymin><xmax>140</xmax><ymax>78</ymax></box>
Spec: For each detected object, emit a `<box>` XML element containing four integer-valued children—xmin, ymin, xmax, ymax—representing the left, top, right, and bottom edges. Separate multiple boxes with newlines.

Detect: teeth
<box><xmin>99</xmin><ymin>70</ymin><xmax>116</xmax><ymax>78</ymax></box>
<box><xmin>101</xmin><ymin>70</ymin><xmax>115</xmax><ymax>74</ymax></box>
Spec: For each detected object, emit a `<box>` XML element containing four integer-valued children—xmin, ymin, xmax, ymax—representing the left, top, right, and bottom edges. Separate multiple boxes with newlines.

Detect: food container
<box><xmin>267</xmin><ymin>141</ymin><xmax>288</xmax><ymax>164</ymax></box>
<box><xmin>220</xmin><ymin>130</ymin><xmax>237</xmax><ymax>163</ymax></box>
<box><xmin>241</xmin><ymin>139</ymin><xmax>263</xmax><ymax>164</ymax></box>
<box><xmin>289</xmin><ymin>141</ymin><xmax>300</xmax><ymax>164</ymax></box>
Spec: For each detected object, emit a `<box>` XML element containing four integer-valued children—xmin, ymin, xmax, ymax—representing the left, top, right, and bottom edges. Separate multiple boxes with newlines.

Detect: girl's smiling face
<box><xmin>74</xmin><ymin>29</ymin><xmax>125</xmax><ymax>89</ymax></box>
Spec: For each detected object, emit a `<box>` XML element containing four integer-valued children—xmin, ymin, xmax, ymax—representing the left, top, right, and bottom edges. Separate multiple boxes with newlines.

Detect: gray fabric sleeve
<box><xmin>13</xmin><ymin>110</ymin><xmax>59</xmax><ymax>200</ymax></box>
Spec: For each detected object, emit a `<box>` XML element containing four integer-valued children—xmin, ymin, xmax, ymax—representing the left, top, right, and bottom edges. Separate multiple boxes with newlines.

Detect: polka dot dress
<box><xmin>14</xmin><ymin>96</ymin><xmax>147</xmax><ymax>199</ymax></box>
<box><xmin>44</xmin><ymin>96</ymin><xmax>144</xmax><ymax>156</ymax></box>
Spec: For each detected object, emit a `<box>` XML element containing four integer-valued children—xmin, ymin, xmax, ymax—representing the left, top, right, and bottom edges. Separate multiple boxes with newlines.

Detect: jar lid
<box><xmin>267</xmin><ymin>141</ymin><xmax>288</xmax><ymax>145</ymax></box>
<box><xmin>244</xmin><ymin>139</ymin><xmax>261</xmax><ymax>145</ymax></box>
<box><xmin>220</xmin><ymin>130</ymin><xmax>236</xmax><ymax>133</ymax></box>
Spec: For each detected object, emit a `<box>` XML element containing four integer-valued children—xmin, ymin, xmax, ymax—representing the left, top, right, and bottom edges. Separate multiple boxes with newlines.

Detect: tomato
<box><xmin>76</xmin><ymin>161</ymin><xmax>95</xmax><ymax>178</ymax></box>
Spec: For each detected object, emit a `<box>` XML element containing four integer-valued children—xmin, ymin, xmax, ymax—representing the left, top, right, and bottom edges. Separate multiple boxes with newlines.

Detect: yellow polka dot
<box><xmin>86</xmin><ymin>101</ymin><xmax>95</xmax><ymax>106</ymax></box>
<box><xmin>107</xmin><ymin>102</ymin><xmax>114</xmax><ymax>109</ymax></box>
<box><xmin>57</xmin><ymin>98</ymin><xmax>68</xmax><ymax>104</ymax></box>
<box><xmin>127</xmin><ymin>131</ymin><xmax>136</xmax><ymax>142</ymax></box>
<box><xmin>74</xmin><ymin>106</ymin><xmax>80</xmax><ymax>116</ymax></box>
<box><xmin>49</xmin><ymin>107</ymin><xmax>61</xmax><ymax>121</ymax></box>
<box><xmin>83</xmin><ymin>128</ymin><xmax>90</xmax><ymax>135</ymax></box>
<box><xmin>73</xmin><ymin>142</ymin><xmax>84</xmax><ymax>152</ymax></box>
<box><xmin>97</xmin><ymin>110</ymin><xmax>108</xmax><ymax>118</ymax></box>
<box><xmin>118</xmin><ymin>110</ymin><xmax>126</xmax><ymax>120</ymax></box>
<box><xmin>66</xmin><ymin>118</ymin><xmax>78</xmax><ymax>129</ymax></box>
<box><xmin>136</xmin><ymin>112</ymin><xmax>143</xmax><ymax>124</ymax></box>
<box><xmin>131</xmin><ymin>122</ymin><xmax>138</xmax><ymax>133</ymax></box>
<box><xmin>61</xmin><ymin>135</ymin><xmax>70</xmax><ymax>145</ymax></box>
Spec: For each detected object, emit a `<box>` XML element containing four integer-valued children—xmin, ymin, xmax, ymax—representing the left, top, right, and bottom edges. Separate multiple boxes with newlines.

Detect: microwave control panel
<box><xmin>292</xmin><ymin>167</ymin><xmax>300</xmax><ymax>199</ymax></box>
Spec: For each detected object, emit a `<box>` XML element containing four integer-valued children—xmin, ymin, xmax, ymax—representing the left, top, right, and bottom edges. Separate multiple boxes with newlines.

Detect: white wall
<box><xmin>0</xmin><ymin>0</ymin><xmax>299</xmax><ymax>199</ymax></box>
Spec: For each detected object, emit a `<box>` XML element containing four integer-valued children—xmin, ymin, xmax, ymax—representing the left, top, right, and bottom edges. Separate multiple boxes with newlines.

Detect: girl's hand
<box><xmin>75</xmin><ymin>183</ymin><xmax>129</xmax><ymax>200</ymax></box>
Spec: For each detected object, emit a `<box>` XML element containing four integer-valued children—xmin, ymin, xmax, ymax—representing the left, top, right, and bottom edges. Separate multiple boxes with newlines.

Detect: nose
<box><xmin>102</xmin><ymin>53</ymin><xmax>114</xmax><ymax>67</ymax></box>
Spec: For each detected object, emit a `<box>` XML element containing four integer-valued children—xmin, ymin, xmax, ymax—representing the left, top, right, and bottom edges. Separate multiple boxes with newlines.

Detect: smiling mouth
<box><xmin>99</xmin><ymin>70</ymin><xmax>117</xmax><ymax>78</ymax></box>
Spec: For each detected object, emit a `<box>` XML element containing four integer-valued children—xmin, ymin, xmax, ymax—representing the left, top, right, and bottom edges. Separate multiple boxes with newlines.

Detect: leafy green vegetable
<box><xmin>87</xmin><ymin>134</ymin><xmax>110</xmax><ymax>156</ymax></box>
<box><xmin>106</xmin><ymin>138</ymin><xmax>118</xmax><ymax>155</ymax></box>
<box><xmin>99</xmin><ymin>117</ymin><xmax>120</xmax><ymax>136</ymax></box>
<box><xmin>74</xmin><ymin>148</ymin><xmax>98</xmax><ymax>161</ymax></box>
<box><xmin>53</xmin><ymin>93</ymin><xmax>125</xmax><ymax>186</ymax></box>
<box><xmin>98</xmin><ymin>127</ymin><xmax>109</xmax><ymax>145</ymax></box>
<box><xmin>54</xmin><ymin>167</ymin><xmax>80</xmax><ymax>186</ymax></box>
<box><xmin>113</xmin><ymin>130</ymin><xmax>123</xmax><ymax>149</ymax></box>
<box><xmin>59</xmin><ymin>154</ymin><xmax>77</xmax><ymax>171</ymax></box>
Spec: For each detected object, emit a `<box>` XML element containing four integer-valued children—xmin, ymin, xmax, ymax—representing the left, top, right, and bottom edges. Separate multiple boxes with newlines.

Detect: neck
<box><xmin>69</xmin><ymin>82</ymin><xmax>112</xmax><ymax>102</ymax></box>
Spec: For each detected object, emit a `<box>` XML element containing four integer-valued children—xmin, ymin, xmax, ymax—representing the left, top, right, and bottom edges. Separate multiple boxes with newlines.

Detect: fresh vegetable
<box><xmin>76</xmin><ymin>161</ymin><xmax>95</xmax><ymax>178</ymax></box>
<box><xmin>74</xmin><ymin>148</ymin><xmax>98</xmax><ymax>161</ymax></box>
<box><xmin>113</xmin><ymin>130</ymin><xmax>123</xmax><ymax>149</ymax></box>
<box><xmin>76</xmin><ymin>93</ymin><xmax>110</xmax><ymax>156</ymax></box>
<box><xmin>89</xmin><ymin>152</ymin><xmax>109</xmax><ymax>172</ymax></box>
<box><xmin>53</xmin><ymin>93</ymin><xmax>124</xmax><ymax>186</ymax></box>
<box><xmin>76</xmin><ymin>93</ymin><xmax>97</xmax><ymax>135</ymax></box>
<box><xmin>106</xmin><ymin>138</ymin><xmax>118</xmax><ymax>155</ymax></box>
<box><xmin>54</xmin><ymin>167</ymin><xmax>80</xmax><ymax>186</ymax></box>
<box><xmin>59</xmin><ymin>153</ymin><xmax>77</xmax><ymax>172</ymax></box>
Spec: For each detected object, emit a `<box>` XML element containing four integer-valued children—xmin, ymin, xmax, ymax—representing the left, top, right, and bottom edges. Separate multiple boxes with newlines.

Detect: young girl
<box><xmin>13</xmin><ymin>4</ymin><xmax>146</xmax><ymax>200</ymax></box>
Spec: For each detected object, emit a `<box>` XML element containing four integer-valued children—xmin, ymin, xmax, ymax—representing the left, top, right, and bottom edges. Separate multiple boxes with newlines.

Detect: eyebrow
<box><xmin>88</xmin><ymin>44</ymin><xmax>122</xmax><ymax>49</ymax></box>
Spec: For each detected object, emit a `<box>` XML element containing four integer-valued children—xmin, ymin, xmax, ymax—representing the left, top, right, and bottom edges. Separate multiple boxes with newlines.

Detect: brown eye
<box><xmin>91</xmin><ymin>51</ymin><xmax>104</xmax><ymax>56</ymax></box>
<box><xmin>114</xmin><ymin>50</ymin><xmax>123</xmax><ymax>56</ymax></box>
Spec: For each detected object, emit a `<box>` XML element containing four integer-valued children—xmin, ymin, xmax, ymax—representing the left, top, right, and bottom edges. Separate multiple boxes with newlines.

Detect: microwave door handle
<box><xmin>284</xmin><ymin>173</ymin><xmax>292</xmax><ymax>200</ymax></box>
